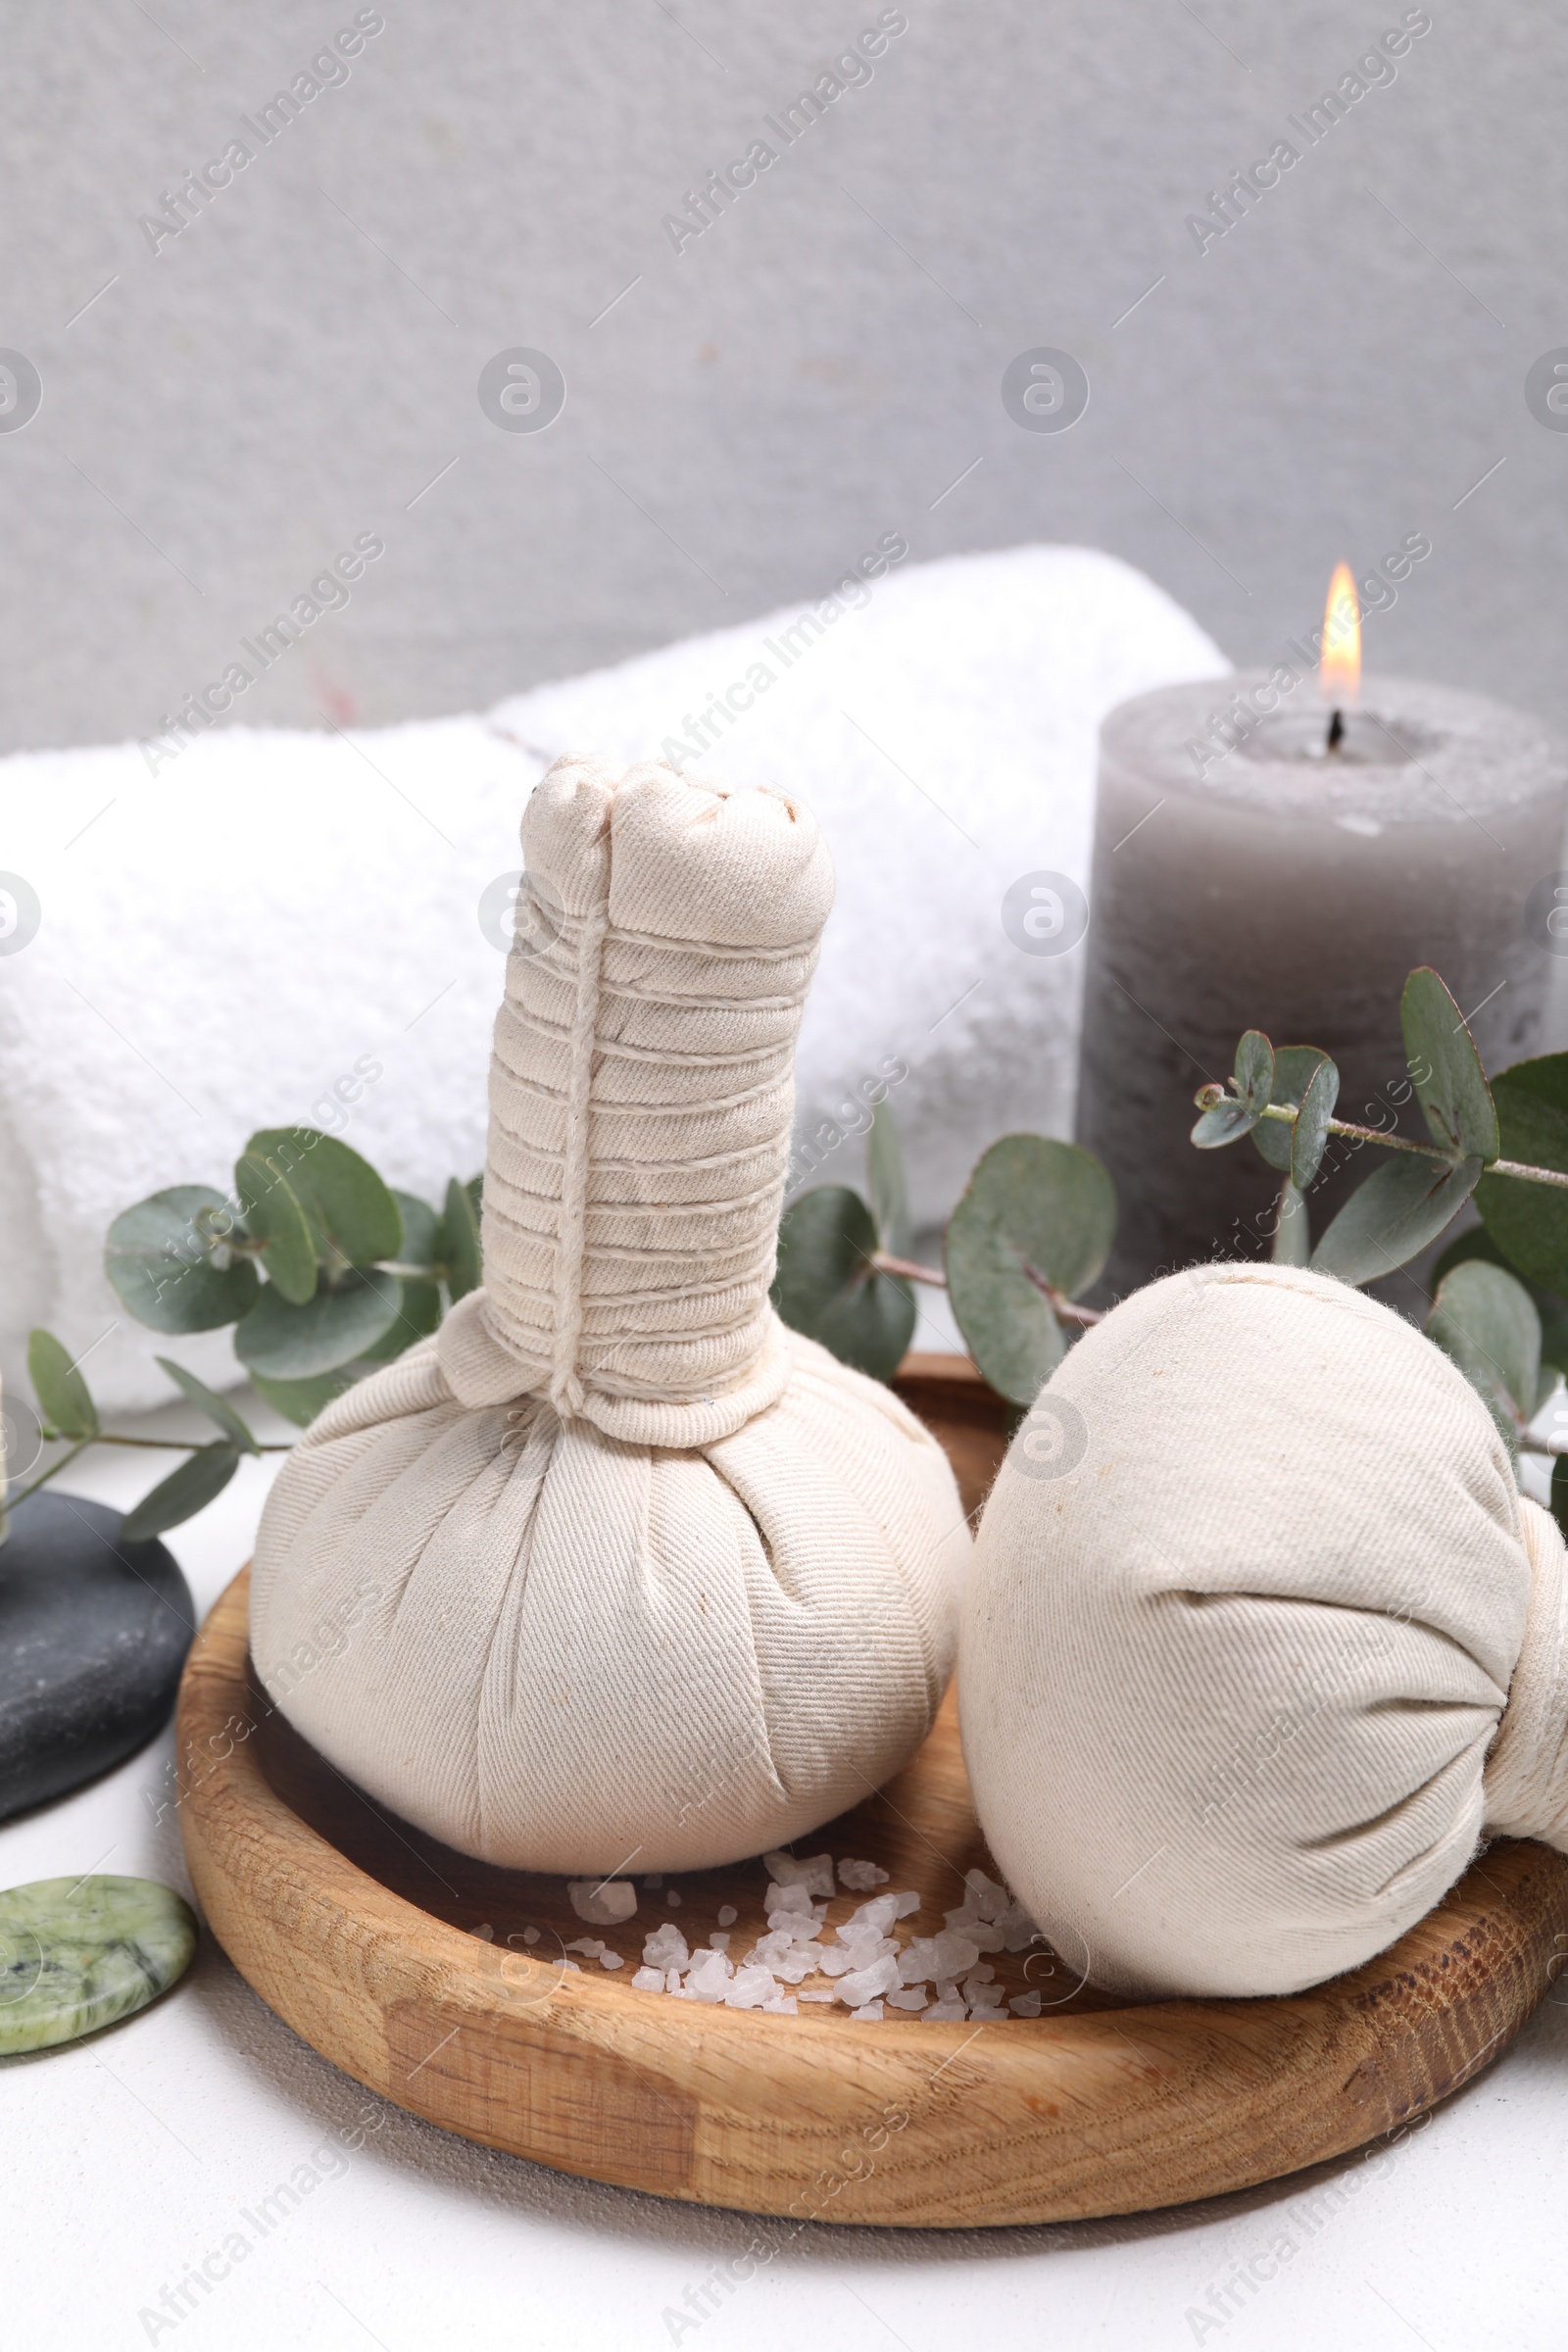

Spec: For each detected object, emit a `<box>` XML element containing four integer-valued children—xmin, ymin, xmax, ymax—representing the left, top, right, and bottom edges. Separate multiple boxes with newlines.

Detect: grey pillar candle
<box><xmin>1075</xmin><ymin>672</ymin><xmax>1568</xmax><ymax>1296</ymax></box>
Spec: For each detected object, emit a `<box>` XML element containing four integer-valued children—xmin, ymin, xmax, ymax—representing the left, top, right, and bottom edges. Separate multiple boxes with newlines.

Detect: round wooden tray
<box><xmin>175</xmin><ymin>1354</ymin><xmax>1568</xmax><ymax>2228</ymax></box>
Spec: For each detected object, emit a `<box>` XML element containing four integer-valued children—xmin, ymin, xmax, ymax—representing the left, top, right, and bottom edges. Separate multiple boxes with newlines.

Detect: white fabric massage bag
<box><xmin>960</xmin><ymin>1263</ymin><xmax>1568</xmax><ymax>1998</ymax></box>
<box><xmin>250</xmin><ymin>758</ymin><xmax>967</xmax><ymax>1872</ymax></box>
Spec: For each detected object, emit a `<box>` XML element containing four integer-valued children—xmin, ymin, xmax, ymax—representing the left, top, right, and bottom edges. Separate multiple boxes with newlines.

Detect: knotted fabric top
<box><xmin>960</xmin><ymin>1262</ymin><xmax>1568</xmax><ymax>1999</ymax></box>
<box><xmin>438</xmin><ymin>757</ymin><xmax>835</xmax><ymax>1444</ymax></box>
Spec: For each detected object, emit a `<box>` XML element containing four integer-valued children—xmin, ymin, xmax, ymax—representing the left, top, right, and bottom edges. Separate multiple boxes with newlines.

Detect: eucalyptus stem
<box><xmin>88</xmin><ymin>1434</ymin><xmax>293</xmax><ymax>1453</ymax></box>
<box><xmin>869</xmin><ymin>1251</ymin><xmax>1103</xmax><ymax>1328</ymax></box>
<box><xmin>1246</xmin><ymin>1099</ymin><xmax>1568</xmax><ymax>1192</ymax></box>
<box><xmin>5</xmin><ymin>1438</ymin><xmax>95</xmax><ymax>1512</ymax></box>
<box><xmin>870</xmin><ymin>1250</ymin><xmax>946</xmax><ymax>1288</ymax></box>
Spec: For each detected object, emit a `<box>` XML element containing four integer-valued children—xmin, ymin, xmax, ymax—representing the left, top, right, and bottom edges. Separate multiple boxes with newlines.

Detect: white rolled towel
<box><xmin>960</xmin><ymin>1264</ymin><xmax>1568</xmax><ymax>2000</ymax></box>
<box><xmin>0</xmin><ymin>544</ymin><xmax>1223</xmax><ymax>1413</ymax></box>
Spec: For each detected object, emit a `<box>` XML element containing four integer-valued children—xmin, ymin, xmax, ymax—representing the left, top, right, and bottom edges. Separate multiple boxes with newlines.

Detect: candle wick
<box><xmin>1325</xmin><ymin>708</ymin><xmax>1346</xmax><ymax>754</ymax></box>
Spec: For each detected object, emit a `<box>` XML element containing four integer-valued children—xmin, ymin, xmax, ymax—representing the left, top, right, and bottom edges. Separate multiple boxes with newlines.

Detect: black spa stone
<box><xmin>0</xmin><ymin>1493</ymin><xmax>195</xmax><ymax>1819</ymax></box>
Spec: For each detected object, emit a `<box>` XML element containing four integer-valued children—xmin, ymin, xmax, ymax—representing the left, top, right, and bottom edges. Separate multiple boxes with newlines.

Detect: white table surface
<box><xmin>6</xmin><ymin>1353</ymin><xmax>1567</xmax><ymax>2352</ymax></box>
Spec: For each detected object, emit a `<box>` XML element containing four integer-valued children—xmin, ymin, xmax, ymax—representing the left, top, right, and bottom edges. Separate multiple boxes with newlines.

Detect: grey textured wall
<box><xmin>2</xmin><ymin>1</ymin><xmax>1562</xmax><ymax>756</ymax></box>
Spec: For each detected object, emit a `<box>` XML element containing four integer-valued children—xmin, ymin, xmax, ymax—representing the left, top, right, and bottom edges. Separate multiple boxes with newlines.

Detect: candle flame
<box><xmin>1320</xmin><ymin>563</ymin><xmax>1360</xmax><ymax>705</ymax></box>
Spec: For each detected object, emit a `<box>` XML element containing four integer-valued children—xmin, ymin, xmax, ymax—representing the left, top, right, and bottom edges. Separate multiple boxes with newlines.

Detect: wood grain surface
<box><xmin>175</xmin><ymin>1354</ymin><xmax>1568</xmax><ymax>2227</ymax></box>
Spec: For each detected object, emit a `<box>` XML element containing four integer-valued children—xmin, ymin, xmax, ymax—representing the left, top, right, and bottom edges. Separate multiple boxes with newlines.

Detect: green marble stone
<box><xmin>0</xmin><ymin>1876</ymin><xmax>196</xmax><ymax>2054</ymax></box>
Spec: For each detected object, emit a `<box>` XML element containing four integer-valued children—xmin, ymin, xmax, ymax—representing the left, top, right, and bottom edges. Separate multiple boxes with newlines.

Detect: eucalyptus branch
<box><xmin>1239</xmin><ymin>1096</ymin><xmax>1568</xmax><ymax>1191</ymax></box>
<box><xmin>869</xmin><ymin>1250</ymin><xmax>1103</xmax><ymax>1328</ymax></box>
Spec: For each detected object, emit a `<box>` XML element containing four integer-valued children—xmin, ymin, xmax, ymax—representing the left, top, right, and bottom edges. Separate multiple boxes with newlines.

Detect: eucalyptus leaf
<box><xmin>441</xmin><ymin>1175</ymin><xmax>483</xmax><ymax>1301</ymax></box>
<box><xmin>154</xmin><ymin>1356</ymin><xmax>258</xmax><ymax>1454</ymax></box>
<box><xmin>1401</xmin><ymin>967</ymin><xmax>1499</xmax><ymax>1163</ymax></box>
<box><xmin>1191</xmin><ymin>1097</ymin><xmax>1258</xmax><ymax>1150</ymax></box>
<box><xmin>1291</xmin><ymin>1054</ymin><xmax>1341</xmax><ymax>1191</ymax></box>
<box><xmin>945</xmin><ymin>1137</ymin><xmax>1114</xmax><ymax>1405</ymax></box>
<box><xmin>1475</xmin><ymin>1055</ymin><xmax>1568</xmax><ymax>1297</ymax></box>
<box><xmin>1433</xmin><ymin>1222</ymin><xmax>1568</xmax><ymax>1379</ymax></box>
<box><xmin>234</xmin><ymin>1268</ymin><xmax>403</xmax><ymax>1380</ymax></box>
<box><xmin>234</xmin><ymin>1152</ymin><xmax>318</xmax><ymax>1305</ymax></box>
<box><xmin>1234</xmin><ymin>1029</ymin><xmax>1275</xmax><ymax>1113</ymax></box>
<box><xmin>1271</xmin><ymin>1180</ymin><xmax>1310</xmax><ymax>1267</ymax></box>
<box><xmin>392</xmin><ymin>1190</ymin><xmax>441</xmax><ymax>1271</ymax></box>
<box><xmin>867</xmin><ymin>1101</ymin><xmax>910</xmax><ymax>1255</ymax></box>
<box><xmin>771</xmin><ymin>1187</ymin><xmax>915</xmax><ymax>1383</ymax></box>
<box><xmin>1250</xmin><ymin>1046</ymin><xmax>1331</xmax><ymax>1174</ymax></box>
<box><xmin>1427</xmin><ymin>1259</ymin><xmax>1540</xmax><ymax>1452</ymax></box>
<box><xmin>244</xmin><ymin>1128</ymin><xmax>403</xmax><ymax>1268</ymax></box>
<box><xmin>1310</xmin><ymin>1152</ymin><xmax>1483</xmax><ymax>1287</ymax></box>
<box><xmin>121</xmin><ymin>1445</ymin><xmax>240</xmax><ymax>1543</ymax></box>
<box><xmin>248</xmin><ymin>1369</ymin><xmax>357</xmax><ymax>1429</ymax></box>
<box><xmin>26</xmin><ymin>1330</ymin><xmax>99</xmax><ymax>1441</ymax></box>
<box><xmin>106</xmin><ymin>1186</ymin><xmax>261</xmax><ymax>1334</ymax></box>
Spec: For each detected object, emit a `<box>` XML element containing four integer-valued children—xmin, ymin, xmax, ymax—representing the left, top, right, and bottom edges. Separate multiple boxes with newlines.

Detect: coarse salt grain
<box><xmin>472</xmin><ymin>1923</ymin><xmax>494</xmax><ymax>1941</ymax></box>
<box><xmin>836</xmin><ymin>1951</ymin><xmax>902</xmax><ymax>2007</ymax></box>
<box><xmin>666</xmin><ymin>1890</ymin><xmax>682</xmax><ymax>1907</ymax></box>
<box><xmin>632</xmin><ymin>1966</ymin><xmax>666</xmax><ymax>1992</ymax></box>
<box><xmin>521</xmin><ymin>1926</ymin><xmax>541</xmax><ymax>1945</ymax></box>
<box><xmin>849</xmin><ymin>2001</ymin><xmax>885</xmax><ymax>2022</ymax></box>
<box><xmin>717</xmin><ymin>1904</ymin><xmax>738</xmax><ymax>1927</ymax></box>
<box><xmin>726</xmin><ymin>1965</ymin><xmax>780</xmax><ymax>2009</ymax></box>
<box><xmin>567</xmin><ymin>1879</ymin><xmax>638</xmax><ymax>1926</ymax></box>
<box><xmin>837</xmin><ymin>1857</ymin><xmax>890</xmax><ymax>1892</ymax></box>
<box><xmin>599</xmin><ymin>1951</ymin><xmax>624</xmax><ymax>1970</ymax></box>
<box><xmin>798</xmin><ymin>1989</ymin><xmax>836</xmax><ymax>2002</ymax></box>
<box><xmin>886</xmin><ymin>1985</ymin><xmax>928</xmax><ymax>2011</ymax></box>
<box><xmin>643</xmin><ymin>1922</ymin><xmax>690</xmax><ymax>1972</ymax></box>
<box><xmin>919</xmin><ymin>1998</ymin><xmax>967</xmax><ymax>2022</ymax></box>
<box><xmin>1010</xmin><ymin>1991</ymin><xmax>1043</xmax><ymax>2016</ymax></box>
<box><xmin>762</xmin><ymin>1849</ymin><xmax>835</xmax><ymax>1899</ymax></box>
<box><xmin>564</xmin><ymin>1937</ymin><xmax>606</xmax><ymax>1958</ymax></box>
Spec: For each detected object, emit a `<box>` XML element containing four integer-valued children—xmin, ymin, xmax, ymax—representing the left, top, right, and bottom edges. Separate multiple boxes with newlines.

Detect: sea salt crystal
<box><xmin>761</xmin><ymin>1994</ymin><xmax>799</xmax><ymax>2015</ymax></box>
<box><xmin>773</xmin><ymin>1943</ymin><xmax>825</xmax><ymax>1984</ymax></box>
<box><xmin>798</xmin><ymin>1989</ymin><xmax>837</xmax><ymax>2002</ymax></box>
<box><xmin>930</xmin><ymin>1929</ymin><xmax>982</xmax><ymax>1979</ymax></box>
<box><xmin>963</xmin><ymin>1869</ymin><xmax>1009</xmax><ymax>1922</ymax></box>
<box><xmin>943</xmin><ymin>1906</ymin><xmax>1006</xmax><ymax>1955</ymax></box>
<box><xmin>763</xmin><ymin>1849</ymin><xmax>835</xmax><ymax>1899</ymax></box>
<box><xmin>726</xmin><ymin>1965</ymin><xmax>780</xmax><ymax>2009</ymax></box>
<box><xmin>565</xmin><ymin>1937</ymin><xmax>606</xmax><ymax>1958</ymax></box>
<box><xmin>717</xmin><ymin>1904</ymin><xmax>738</xmax><ymax>1927</ymax></box>
<box><xmin>764</xmin><ymin>1890</ymin><xmax>824</xmax><ymax>1937</ymax></box>
<box><xmin>472</xmin><ymin>1923</ymin><xmax>495</xmax><ymax>1941</ymax></box>
<box><xmin>665</xmin><ymin>1969</ymin><xmax>684</xmax><ymax>1993</ymax></box>
<box><xmin>995</xmin><ymin>1899</ymin><xmax>1042</xmax><ymax>1953</ymax></box>
<box><xmin>710</xmin><ymin>1933</ymin><xmax>731</xmax><ymax>1954</ymax></box>
<box><xmin>599</xmin><ymin>1951</ymin><xmax>625</xmax><ymax>1970</ymax></box>
<box><xmin>567</xmin><ymin>1879</ymin><xmax>638</xmax><ymax>1926</ymax></box>
<box><xmin>836</xmin><ymin>1951</ymin><xmax>901</xmax><ymax>2007</ymax></box>
<box><xmin>1009</xmin><ymin>1991</ymin><xmax>1043</xmax><ymax>2017</ymax></box>
<box><xmin>850</xmin><ymin>2001</ymin><xmax>885</xmax><ymax>2022</ymax></box>
<box><xmin>521</xmin><ymin>1926</ymin><xmax>541</xmax><ymax>1945</ymax></box>
<box><xmin>920</xmin><ymin>1997</ymin><xmax>968</xmax><ymax>2022</ymax></box>
<box><xmin>886</xmin><ymin>1986</ymin><xmax>928</xmax><ymax>2011</ymax></box>
<box><xmin>643</xmin><ymin>1923</ymin><xmax>690</xmax><ymax>1972</ymax></box>
<box><xmin>965</xmin><ymin>1962</ymin><xmax>996</xmax><ymax>1984</ymax></box>
<box><xmin>838</xmin><ymin>1857</ymin><xmax>890</xmax><ymax>1892</ymax></box>
<box><xmin>846</xmin><ymin>1893</ymin><xmax>901</xmax><ymax>1937</ymax></box>
<box><xmin>964</xmin><ymin>1978</ymin><xmax>1005</xmax><ymax>2012</ymax></box>
<box><xmin>632</xmin><ymin>1966</ymin><xmax>666</xmax><ymax>1992</ymax></box>
<box><xmin>685</xmin><ymin>1949</ymin><xmax>734</xmax><ymax>2003</ymax></box>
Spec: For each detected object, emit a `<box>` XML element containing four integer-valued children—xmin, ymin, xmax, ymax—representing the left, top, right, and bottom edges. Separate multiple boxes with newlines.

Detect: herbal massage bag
<box><xmin>250</xmin><ymin>758</ymin><xmax>967</xmax><ymax>1872</ymax></box>
<box><xmin>960</xmin><ymin>1262</ymin><xmax>1568</xmax><ymax>1998</ymax></box>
